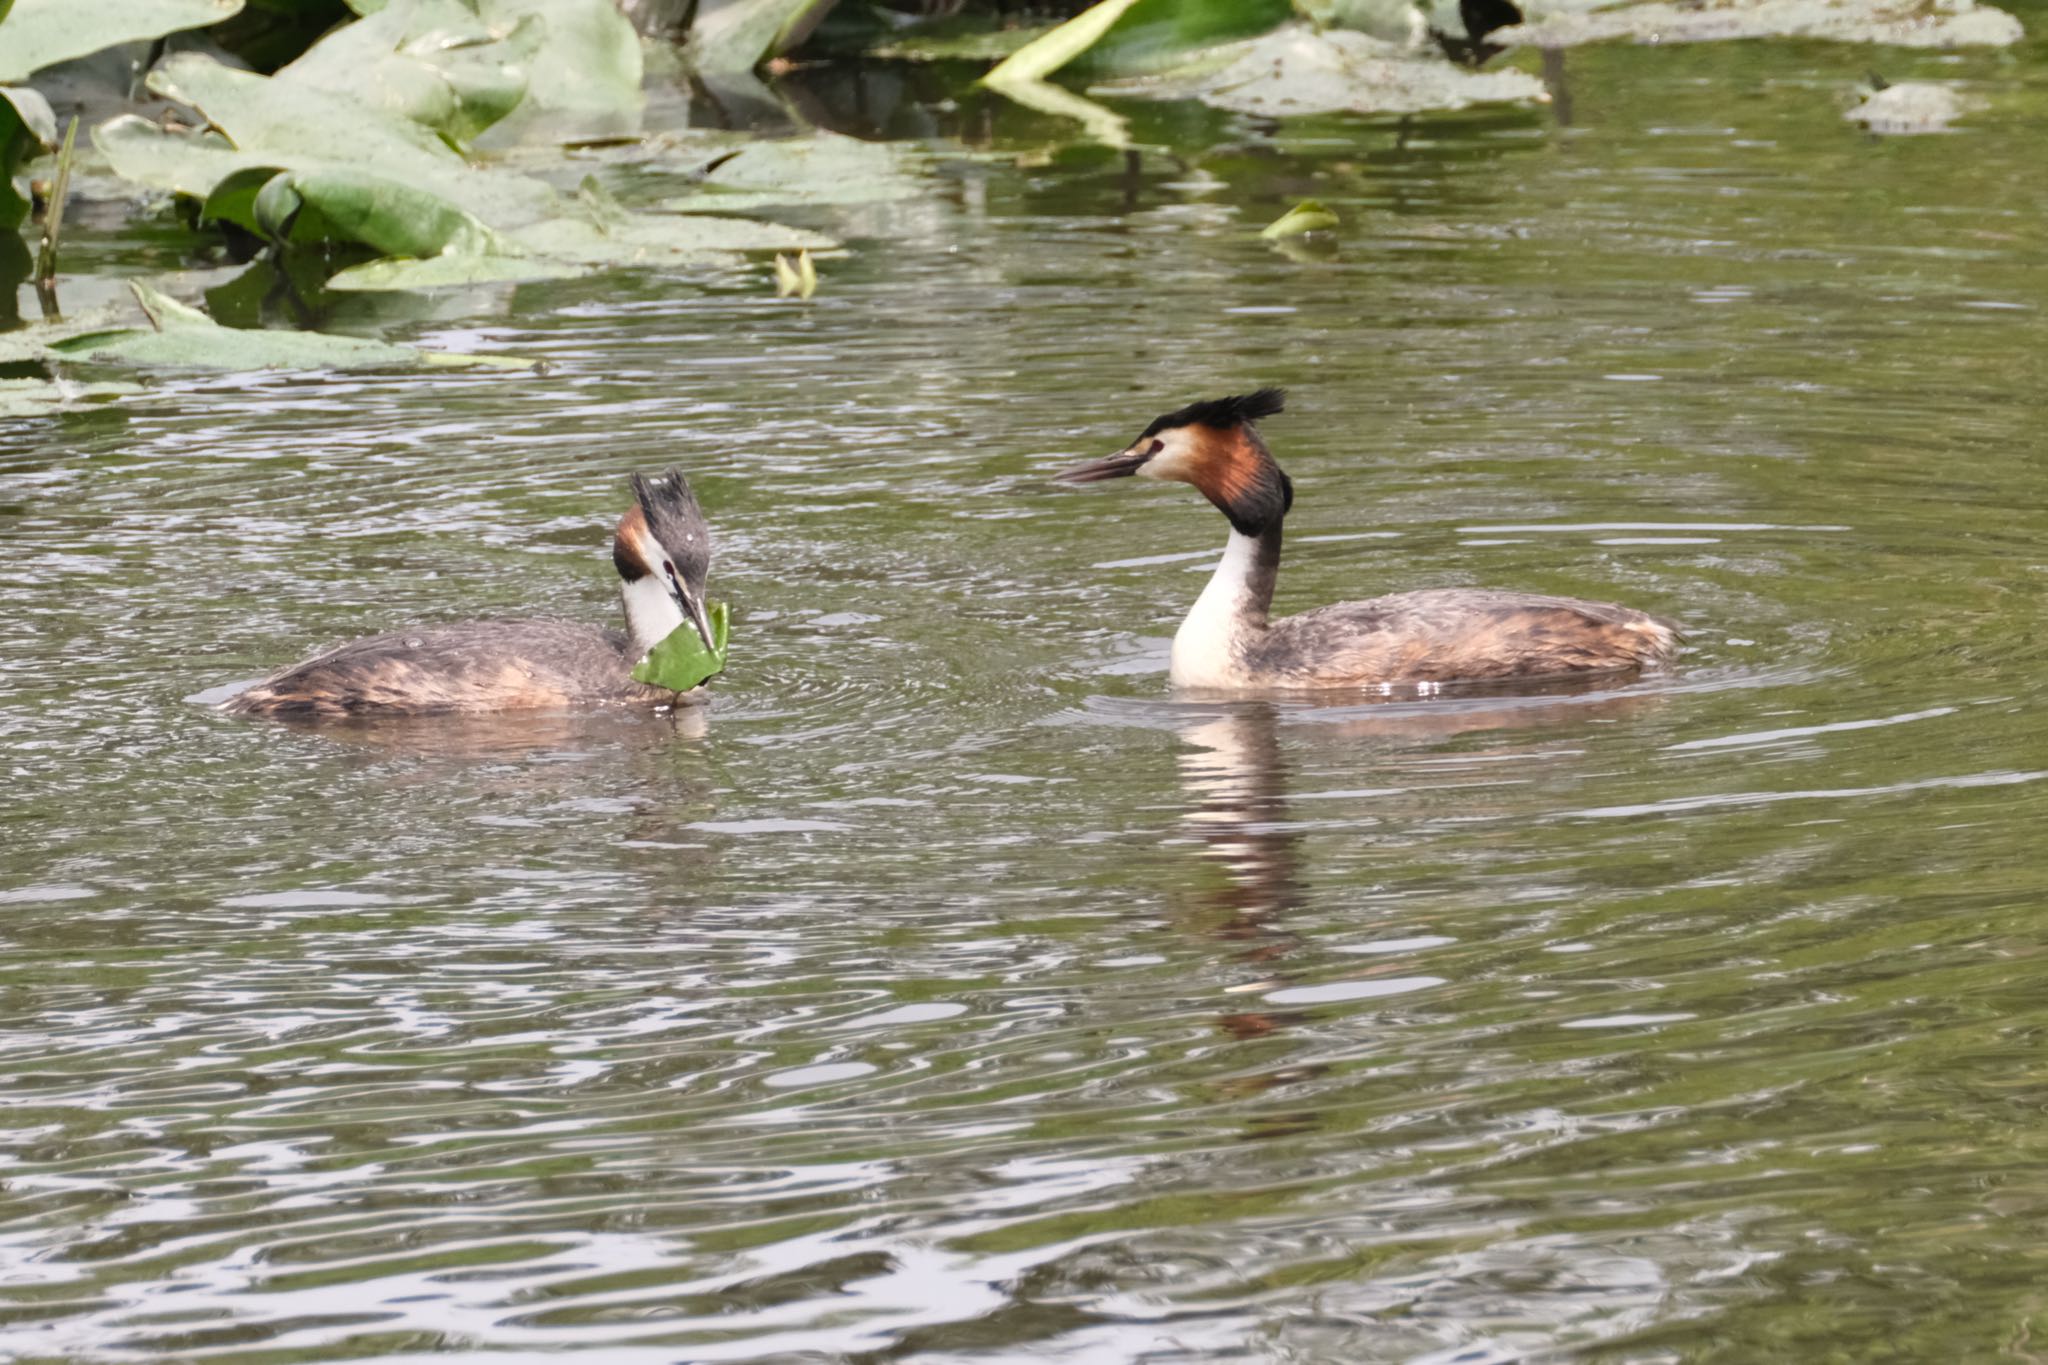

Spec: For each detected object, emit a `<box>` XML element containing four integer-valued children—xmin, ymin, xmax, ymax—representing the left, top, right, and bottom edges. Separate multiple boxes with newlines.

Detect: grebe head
<box><xmin>1057</xmin><ymin>387</ymin><xmax>1294</xmax><ymax>535</ymax></box>
<box><xmin>614</xmin><ymin>467</ymin><xmax>717</xmax><ymax>655</ymax></box>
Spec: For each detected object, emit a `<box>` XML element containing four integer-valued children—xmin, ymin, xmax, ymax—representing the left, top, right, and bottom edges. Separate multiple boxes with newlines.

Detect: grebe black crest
<box><xmin>1058</xmin><ymin>390</ymin><xmax>1678</xmax><ymax>691</ymax></box>
<box><xmin>225</xmin><ymin>467</ymin><xmax>719</xmax><ymax>719</ymax></box>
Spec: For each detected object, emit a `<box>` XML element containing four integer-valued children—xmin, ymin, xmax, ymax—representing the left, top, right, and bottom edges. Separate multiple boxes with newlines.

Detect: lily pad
<box><xmin>43</xmin><ymin>280</ymin><xmax>534</xmax><ymax>370</ymax></box>
<box><xmin>690</xmin><ymin>0</ymin><xmax>837</xmax><ymax>74</ymax></box>
<box><xmin>475</xmin><ymin>0</ymin><xmax>643</xmax><ymax>142</ymax></box>
<box><xmin>0</xmin><ymin>376</ymin><xmax>145</xmax><ymax>417</ymax></box>
<box><xmin>327</xmin><ymin>252</ymin><xmax>589</xmax><ymax>291</ymax></box>
<box><xmin>1091</xmin><ymin>24</ymin><xmax>1547</xmax><ymax>116</ymax></box>
<box><xmin>657</xmin><ymin>131</ymin><xmax>929</xmax><ymax>214</ymax></box>
<box><xmin>1497</xmin><ymin>0</ymin><xmax>2024</xmax><ymax>48</ymax></box>
<box><xmin>276</xmin><ymin>0</ymin><xmax>542</xmax><ymax>144</ymax></box>
<box><xmin>1261</xmin><ymin>198</ymin><xmax>1339</xmax><ymax>239</ymax></box>
<box><xmin>1847</xmin><ymin>80</ymin><xmax>1969</xmax><ymax>132</ymax></box>
<box><xmin>252</xmin><ymin>167</ymin><xmax>513</xmax><ymax>256</ymax></box>
<box><xmin>1</xmin><ymin>83</ymin><xmax>55</xmax><ymax>229</ymax></box>
<box><xmin>0</xmin><ymin>0</ymin><xmax>244</xmax><ymax>83</ymax></box>
<box><xmin>631</xmin><ymin>600</ymin><xmax>729</xmax><ymax>693</ymax></box>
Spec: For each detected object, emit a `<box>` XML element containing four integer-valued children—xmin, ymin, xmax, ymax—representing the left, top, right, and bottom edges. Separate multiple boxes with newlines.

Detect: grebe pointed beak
<box><xmin>682</xmin><ymin>594</ymin><xmax>718</xmax><ymax>654</ymax></box>
<box><xmin>1056</xmin><ymin>443</ymin><xmax>1152</xmax><ymax>484</ymax></box>
<box><xmin>664</xmin><ymin>567</ymin><xmax>719</xmax><ymax>653</ymax></box>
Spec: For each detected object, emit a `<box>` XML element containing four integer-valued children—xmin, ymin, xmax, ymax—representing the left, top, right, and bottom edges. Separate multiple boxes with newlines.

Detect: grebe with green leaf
<box><xmin>225</xmin><ymin>468</ymin><xmax>726</xmax><ymax>718</ymax></box>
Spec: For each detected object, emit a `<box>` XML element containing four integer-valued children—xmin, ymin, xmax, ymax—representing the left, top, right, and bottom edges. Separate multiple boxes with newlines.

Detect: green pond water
<box><xmin>4</xmin><ymin>32</ymin><xmax>2048</xmax><ymax>1364</ymax></box>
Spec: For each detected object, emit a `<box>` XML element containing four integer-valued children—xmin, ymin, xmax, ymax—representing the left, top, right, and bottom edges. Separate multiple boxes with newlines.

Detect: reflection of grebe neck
<box><xmin>1178</xmin><ymin>709</ymin><xmax>1298</xmax><ymax>923</ymax></box>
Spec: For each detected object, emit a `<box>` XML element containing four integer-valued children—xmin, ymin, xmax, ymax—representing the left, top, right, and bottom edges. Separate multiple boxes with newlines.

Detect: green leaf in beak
<box><xmin>631</xmin><ymin>601</ymin><xmax>730</xmax><ymax>694</ymax></box>
<box><xmin>1260</xmin><ymin>199</ymin><xmax>1340</xmax><ymax>240</ymax></box>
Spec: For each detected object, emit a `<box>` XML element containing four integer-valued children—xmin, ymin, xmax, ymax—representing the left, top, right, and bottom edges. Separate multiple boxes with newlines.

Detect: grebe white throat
<box><xmin>621</xmin><ymin>572</ymin><xmax>687</xmax><ymax>657</ymax></box>
<box><xmin>1171</xmin><ymin>529</ymin><xmax>1267</xmax><ymax>689</ymax></box>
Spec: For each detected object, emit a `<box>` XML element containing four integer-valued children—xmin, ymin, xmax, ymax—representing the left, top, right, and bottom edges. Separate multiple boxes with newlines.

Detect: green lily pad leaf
<box><xmin>0</xmin><ymin>377</ymin><xmax>146</xmax><ymax>417</ymax></box>
<box><xmin>1498</xmin><ymin>0</ymin><xmax>2023</xmax><ymax>48</ymax></box>
<box><xmin>43</xmin><ymin>280</ymin><xmax>536</xmax><ymax>371</ymax></box>
<box><xmin>148</xmin><ymin>51</ymin><xmax>462</xmax><ymax>177</ymax></box>
<box><xmin>1261</xmin><ymin>199</ymin><xmax>1339</xmax><ymax>239</ymax></box>
<box><xmin>983</xmin><ymin>0</ymin><xmax>1144</xmax><ymax>85</ymax></box>
<box><xmin>689</xmin><ymin>0</ymin><xmax>837</xmax><ymax>74</ymax></box>
<box><xmin>200</xmin><ymin>164</ymin><xmax>286</xmax><ymax>233</ymax></box>
<box><xmin>477</xmin><ymin>0</ymin><xmax>643</xmax><ymax>141</ymax></box>
<box><xmin>123</xmin><ymin>54</ymin><xmax>558</xmax><ymax>226</ymax></box>
<box><xmin>1</xmin><ymin>84</ymin><xmax>56</xmax><ymax>229</ymax></box>
<box><xmin>278</xmin><ymin>0</ymin><xmax>542</xmax><ymax>144</ymax></box>
<box><xmin>656</xmin><ymin>132</ymin><xmax>927</xmax><ymax>214</ymax></box>
<box><xmin>0</xmin><ymin>0</ymin><xmax>244</xmax><ymax>83</ymax></box>
<box><xmin>1846</xmin><ymin>81</ymin><xmax>1969</xmax><ymax>134</ymax></box>
<box><xmin>253</xmin><ymin>167</ymin><xmax>512</xmax><ymax>256</ymax></box>
<box><xmin>1092</xmin><ymin>25</ymin><xmax>1545</xmax><ymax>116</ymax></box>
<box><xmin>631</xmin><ymin>601</ymin><xmax>729</xmax><ymax>693</ymax></box>
<box><xmin>95</xmin><ymin>115</ymin><xmax>254</xmax><ymax>201</ymax></box>
<box><xmin>508</xmin><ymin>209</ymin><xmax>832</xmax><ymax>266</ymax></box>
<box><xmin>327</xmin><ymin>252</ymin><xmax>590</xmax><ymax>291</ymax></box>
<box><xmin>130</xmin><ymin>280</ymin><xmax>213</xmax><ymax>328</ymax></box>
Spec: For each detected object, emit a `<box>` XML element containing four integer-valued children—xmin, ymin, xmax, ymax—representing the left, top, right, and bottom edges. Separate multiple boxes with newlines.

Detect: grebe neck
<box><xmin>1169</xmin><ymin>520</ymin><xmax>1282</xmax><ymax>688</ymax></box>
<box><xmin>621</xmin><ymin>574</ymin><xmax>685</xmax><ymax>657</ymax></box>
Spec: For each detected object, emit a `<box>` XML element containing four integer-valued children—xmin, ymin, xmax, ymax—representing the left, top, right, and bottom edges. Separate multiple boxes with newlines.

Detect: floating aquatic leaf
<box><xmin>983</xmin><ymin>0</ymin><xmax>1144</xmax><ymax>85</ymax></box>
<box><xmin>1295</xmin><ymin>0</ymin><xmax>1428</xmax><ymax>45</ymax></box>
<box><xmin>327</xmin><ymin>253</ymin><xmax>589</xmax><ymax>291</ymax></box>
<box><xmin>277</xmin><ymin>0</ymin><xmax>541</xmax><ymax>144</ymax></box>
<box><xmin>1261</xmin><ymin>199</ymin><xmax>1340</xmax><ymax>239</ymax></box>
<box><xmin>475</xmin><ymin>0</ymin><xmax>643</xmax><ymax>143</ymax></box>
<box><xmin>253</xmin><ymin>168</ymin><xmax>513</xmax><ymax>257</ymax></box>
<box><xmin>42</xmin><ymin>280</ymin><xmax>534</xmax><ymax>371</ymax></box>
<box><xmin>1846</xmin><ymin>81</ymin><xmax>1969</xmax><ymax>133</ymax></box>
<box><xmin>631</xmin><ymin>601</ymin><xmax>730</xmax><ymax>694</ymax></box>
<box><xmin>0</xmin><ymin>0</ymin><xmax>244</xmax><ymax>83</ymax></box>
<box><xmin>657</xmin><ymin>132</ymin><xmax>928</xmax><ymax>214</ymax></box>
<box><xmin>1</xmin><ymin>84</ymin><xmax>54</xmax><ymax>229</ymax></box>
<box><xmin>1497</xmin><ymin>0</ymin><xmax>2023</xmax><ymax>48</ymax></box>
<box><xmin>690</xmin><ymin>0</ymin><xmax>838</xmax><ymax>74</ymax></box>
<box><xmin>0</xmin><ymin>377</ymin><xmax>145</xmax><ymax>417</ymax></box>
<box><xmin>1092</xmin><ymin>24</ymin><xmax>1546</xmax><ymax>117</ymax></box>
<box><xmin>507</xmin><ymin>209</ymin><xmax>831</xmax><ymax>267</ymax></box>
<box><xmin>96</xmin><ymin>116</ymin><xmax>261</xmax><ymax>203</ymax></box>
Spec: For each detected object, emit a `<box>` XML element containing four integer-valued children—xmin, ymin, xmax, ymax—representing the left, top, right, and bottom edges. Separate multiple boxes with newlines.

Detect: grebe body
<box><xmin>1059</xmin><ymin>390</ymin><xmax>1677</xmax><ymax>691</ymax></box>
<box><xmin>226</xmin><ymin>469</ymin><xmax>718</xmax><ymax>719</ymax></box>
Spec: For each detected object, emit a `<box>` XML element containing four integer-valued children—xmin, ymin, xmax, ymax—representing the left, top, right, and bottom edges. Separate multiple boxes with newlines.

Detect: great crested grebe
<box><xmin>1058</xmin><ymin>389</ymin><xmax>1678</xmax><ymax>690</ymax></box>
<box><xmin>225</xmin><ymin>468</ymin><xmax>718</xmax><ymax>718</ymax></box>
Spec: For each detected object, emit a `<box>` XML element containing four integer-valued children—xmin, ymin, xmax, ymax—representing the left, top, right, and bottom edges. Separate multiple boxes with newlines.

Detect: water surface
<box><xmin>4</xmin><ymin>35</ymin><xmax>2048</xmax><ymax>1363</ymax></box>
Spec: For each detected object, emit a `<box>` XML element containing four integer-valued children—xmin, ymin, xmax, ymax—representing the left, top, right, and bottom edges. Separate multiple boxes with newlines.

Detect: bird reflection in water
<box><xmin>1175</xmin><ymin>677</ymin><xmax>1663</xmax><ymax>1066</ymax></box>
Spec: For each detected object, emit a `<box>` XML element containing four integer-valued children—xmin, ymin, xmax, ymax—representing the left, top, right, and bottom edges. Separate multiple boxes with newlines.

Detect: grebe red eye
<box><xmin>1148</xmin><ymin>439</ymin><xmax>1164</xmax><ymax>456</ymax></box>
<box><xmin>663</xmin><ymin>560</ymin><xmax>675</xmax><ymax>576</ymax></box>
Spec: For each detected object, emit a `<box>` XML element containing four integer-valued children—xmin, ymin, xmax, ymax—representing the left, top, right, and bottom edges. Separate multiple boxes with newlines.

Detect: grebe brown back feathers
<box><xmin>1058</xmin><ymin>390</ymin><xmax>1678</xmax><ymax>691</ymax></box>
<box><xmin>225</xmin><ymin>468</ymin><xmax>718</xmax><ymax>718</ymax></box>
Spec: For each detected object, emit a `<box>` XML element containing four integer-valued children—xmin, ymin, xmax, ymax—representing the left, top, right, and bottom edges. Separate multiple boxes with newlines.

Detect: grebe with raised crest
<box><xmin>1057</xmin><ymin>389</ymin><xmax>1678</xmax><ymax>690</ymax></box>
<box><xmin>224</xmin><ymin>468</ymin><xmax>718</xmax><ymax>718</ymax></box>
